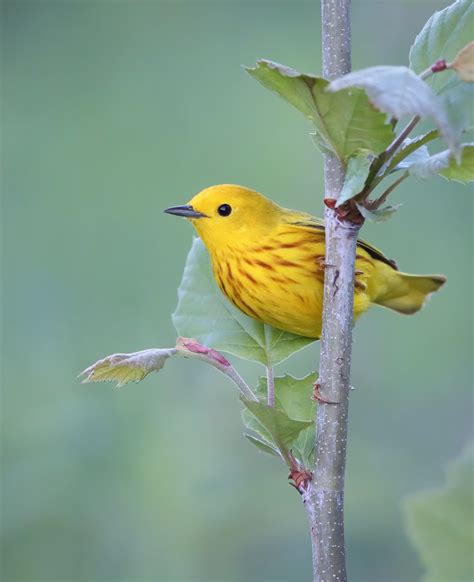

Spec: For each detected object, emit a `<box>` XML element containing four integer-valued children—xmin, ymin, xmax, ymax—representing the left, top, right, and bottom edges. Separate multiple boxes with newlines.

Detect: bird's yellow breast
<box><xmin>208</xmin><ymin>224</ymin><xmax>375</xmax><ymax>338</ymax></box>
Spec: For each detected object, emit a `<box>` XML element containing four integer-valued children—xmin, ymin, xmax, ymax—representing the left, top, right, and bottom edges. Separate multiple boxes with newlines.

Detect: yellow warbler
<box><xmin>165</xmin><ymin>185</ymin><xmax>446</xmax><ymax>338</ymax></box>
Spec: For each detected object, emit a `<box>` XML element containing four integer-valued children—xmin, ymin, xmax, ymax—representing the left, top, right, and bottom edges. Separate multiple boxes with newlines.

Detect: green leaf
<box><xmin>356</xmin><ymin>203</ymin><xmax>401</xmax><ymax>223</ymax></box>
<box><xmin>409</xmin><ymin>0</ymin><xmax>474</xmax><ymax>94</ymax></box>
<box><xmin>329</xmin><ymin>66</ymin><xmax>457</xmax><ymax>152</ymax></box>
<box><xmin>404</xmin><ymin>443</ymin><xmax>474</xmax><ymax>582</ymax></box>
<box><xmin>255</xmin><ymin>373</ymin><xmax>317</xmax><ymax>422</ymax></box>
<box><xmin>244</xmin><ymin>434</ymin><xmax>280</xmax><ymax>457</ymax></box>
<box><xmin>246</xmin><ymin>60</ymin><xmax>394</xmax><ymax>160</ymax></box>
<box><xmin>439</xmin><ymin>78</ymin><xmax>474</xmax><ymax>141</ymax></box>
<box><xmin>241</xmin><ymin>407</ymin><xmax>275</xmax><ymax>446</ymax></box>
<box><xmin>441</xmin><ymin>144</ymin><xmax>474</xmax><ymax>182</ymax></box>
<box><xmin>241</xmin><ymin>399</ymin><xmax>313</xmax><ymax>452</ymax></box>
<box><xmin>253</xmin><ymin>373</ymin><xmax>317</xmax><ymax>466</ymax></box>
<box><xmin>393</xmin><ymin>140</ymin><xmax>430</xmax><ymax>170</ymax></box>
<box><xmin>80</xmin><ymin>348</ymin><xmax>176</xmax><ymax>387</ymax></box>
<box><xmin>387</xmin><ymin>133</ymin><xmax>437</xmax><ymax>173</ymax></box>
<box><xmin>410</xmin><ymin>144</ymin><xmax>474</xmax><ymax>182</ymax></box>
<box><xmin>172</xmin><ymin>238</ymin><xmax>314</xmax><ymax>366</ymax></box>
<box><xmin>337</xmin><ymin>149</ymin><xmax>373</xmax><ymax>207</ymax></box>
<box><xmin>292</xmin><ymin>426</ymin><xmax>316</xmax><ymax>468</ymax></box>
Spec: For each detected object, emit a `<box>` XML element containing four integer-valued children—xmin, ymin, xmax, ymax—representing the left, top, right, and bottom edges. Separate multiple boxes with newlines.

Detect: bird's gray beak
<box><xmin>163</xmin><ymin>205</ymin><xmax>208</xmax><ymax>219</ymax></box>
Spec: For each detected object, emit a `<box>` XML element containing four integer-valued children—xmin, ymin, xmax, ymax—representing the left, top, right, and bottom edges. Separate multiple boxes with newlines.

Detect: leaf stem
<box><xmin>214</xmin><ymin>363</ymin><xmax>258</xmax><ymax>402</ymax></box>
<box><xmin>372</xmin><ymin>171</ymin><xmax>409</xmax><ymax>209</ymax></box>
<box><xmin>266</xmin><ymin>365</ymin><xmax>275</xmax><ymax>407</ymax></box>
<box><xmin>383</xmin><ymin>116</ymin><xmax>421</xmax><ymax>167</ymax></box>
<box><xmin>362</xmin><ymin>115</ymin><xmax>420</xmax><ymax>199</ymax></box>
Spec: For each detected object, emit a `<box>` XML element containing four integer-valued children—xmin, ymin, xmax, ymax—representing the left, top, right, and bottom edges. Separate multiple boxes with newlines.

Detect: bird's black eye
<box><xmin>217</xmin><ymin>204</ymin><xmax>232</xmax><ymax>217</ymax></box>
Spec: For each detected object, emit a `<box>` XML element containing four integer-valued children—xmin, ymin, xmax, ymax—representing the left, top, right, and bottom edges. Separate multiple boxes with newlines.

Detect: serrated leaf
<box><xmin>404</xmin><ymin>443</ymin><xmax>474</xmax><ymax>582</ymax></box>
<box><xmin>409</xmin><ymin>0</ymin><xmax>474</xmax><ymax>94</ymax></box>
<box><xmin>356</xmin><ymin>203</ymin><xmax>401</xmax><ymax>223</ymax></box>
<box><xmin>329</xmin><ymin>66</ymin><xmax>457</xmax><ymax>152</ymax></box>
<box><xmin>241</xmin><ymin>399</ymin><xmax>313</xmax><ymax>450</ymax></box>
<box><xmin>337</xmin><ymin>149</ymin><xmax>373</xmax><ymax>207</ymax></box>
<box><xmin>172</xmin><ymin>238</ymin><xmax>314</xmax><ymax>366</ymax></box>
<box><xmin>244</xmin><ymin>434</ymin><xmax>280</xmax><ymax>457</ymax></box>
<box><xmin>80</xmin><ymin>348</ymin><xmax>175</xmax><ymax>387</ymax></box>
<box><xmin>410</xmin><ymin>144</ymin><xmax>474</xmax><ymax>182</ymax></box>
<box><xmin>450</xmin><ymin>41</ymin><xmax>474</xmax><ymax>82</ymax></box>
<box><xmin>246</xmin><ymin>60</ymin><xmax>394</xmax><ymax>160</ymax></box>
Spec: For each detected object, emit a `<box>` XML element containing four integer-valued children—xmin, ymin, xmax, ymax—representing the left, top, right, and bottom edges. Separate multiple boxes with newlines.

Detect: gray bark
<box><xmin>305</xmin><ymin>2</ymin><xmax>356</xmax><ymax>581</ymax></box>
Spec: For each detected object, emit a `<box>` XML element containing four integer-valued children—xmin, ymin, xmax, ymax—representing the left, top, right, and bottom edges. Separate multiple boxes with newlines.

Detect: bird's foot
<box><xmin>315</xmin><ymin>255</ymin><xmax>335</xmax><ymax>271</ymax></box>
<box><xmin>312</xmin><ymin>380</ymin><xmax>339</xmax><ymax>404</ymax></box>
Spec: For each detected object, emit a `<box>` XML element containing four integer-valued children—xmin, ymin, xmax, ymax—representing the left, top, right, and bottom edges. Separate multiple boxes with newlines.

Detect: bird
<box><xmin>164</xmin><ymin>184</ymin><xmax>446</xmax><ymax>339</ymax></box>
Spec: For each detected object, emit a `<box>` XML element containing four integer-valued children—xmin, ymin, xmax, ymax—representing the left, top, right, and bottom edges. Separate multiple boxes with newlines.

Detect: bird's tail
<box><xmin>372</xmin><ymin>264</ymin><xmax>446</xmax><ymax>314</ymax></box>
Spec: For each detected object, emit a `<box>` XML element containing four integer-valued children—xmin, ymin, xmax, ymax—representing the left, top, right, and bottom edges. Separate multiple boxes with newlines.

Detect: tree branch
<box><xmin>305</xmin><ymin>1</ymin><xmax>354</xmax><ymax>581</ymax></box>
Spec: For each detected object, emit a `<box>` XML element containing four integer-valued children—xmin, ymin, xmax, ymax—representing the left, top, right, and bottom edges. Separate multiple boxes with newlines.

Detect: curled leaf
<box><xmin>79</xmin><ymin>348</ymin><xmax>176</xmax><ymax>387</ymax></box>
<box><xmin>337</xmin><ymin>149</ymin><xmax>373</xmax><ymax>207</ymax></box>
<box><xmin>410</xmin><ymin>144</ymin><xmax>474</xmax><ymax>182</ymax></box>
<box><xmin>328</xmin><ymin>66</ymin><xmax>458</xmax><ymax>153</ymax></box>
<box><xmin>356</xmin><ymin>203</ymin><xmax>401</xmax><ymax>223</ymax></box>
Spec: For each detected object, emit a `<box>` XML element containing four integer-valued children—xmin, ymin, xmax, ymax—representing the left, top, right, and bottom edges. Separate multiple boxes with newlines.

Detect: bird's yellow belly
<box><xmin>210</xmin><ymin>241</ymin><xmax>374</xmax><ymax>339</ymax></box>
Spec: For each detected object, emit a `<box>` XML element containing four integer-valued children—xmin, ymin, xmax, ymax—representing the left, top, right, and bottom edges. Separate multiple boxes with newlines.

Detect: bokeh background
<box><xmin>2</xmin><ymin>1</ymin><xmax>472</xmax><ymax>581</ymax></box>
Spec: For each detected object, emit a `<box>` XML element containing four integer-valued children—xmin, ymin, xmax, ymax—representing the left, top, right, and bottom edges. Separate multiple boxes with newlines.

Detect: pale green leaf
<box><xmin>246</xmin><ymin>60</ymin><xmax>394</xmax><ymax>160</ymax></box>
<box><xmin>292</xmin><ymin>425</ymin><xmax>316</xmax><ymax>468</ymax></box>
<box><xmin>337</xmin><ymin>149</ymin><xmax>373</xmax><ymax>207</ymax></box>
<box><xmin>244</xmin><ymin>434</ymin><xmax>280</xmax><ymax>457</ymax></box>
<box><xmin>241</xmin><ymin>407</ymin><xmax>275</xmax><ymax>446</ymax></box>
<box><xmin>410</xmin><ymin>144</ymin><xmax>474</xmax><ymax>182</ymax></box>
<box><xmin>80</xmin><ymin>348</ymin><xmax>176</xmax><ymax>387</ymax></box>
<box><xmin>172</xmin><ymin>238</ymin><xmax>314</xmax><ymax>366</ymax></box>
<box><xmin>441</xmin><ymin>144</ymin><xmax>474</xmax><ymax>182</ymax></box>
<box><xmin>329</xmin><ymin>66</ymin><xmax>457</xmax><ymax>152</ymax></box>
<box><xmin>439</xmin><ymin>78</ymin><xmax>474</xmax><ymax>141</ymax></box>
<box><xmin>356</xmin><ymin>203</ymin><xmax>402</xmax><ymax>223</ymax></box>
<box><xmin>254</xmin><ymin>373</ymin><xmax>317</xmax><ymax>467</ymax></box>
<box><xmin>255</xmin><ymin>373</ymin><xmax>317</xmax><ymax>422</ymax></box>
<box><xmin>409</xmin><ymin>0</ymin><xmax>474</xmax><ymax>94</ymax></box>
<box><xmin>241</xmin><ymin>399</ymin><xmax>313</xmax><ymax>450</ymax></box>
<box><xmin>404</xmin><ymin>443</ymin><xmax>474</xmax><ymax>582</ymax></box>
<box><xmin>393</xmin><ymin>139</ymin><xmax>431</xmax><ymax>170</ymax></box>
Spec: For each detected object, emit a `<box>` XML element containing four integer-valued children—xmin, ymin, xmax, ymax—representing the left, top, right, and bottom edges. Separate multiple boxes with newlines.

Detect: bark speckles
<box><xmin>305</xmin><ymin>1</ymin><xmax>353</xmax><ymax>581</ymax></box>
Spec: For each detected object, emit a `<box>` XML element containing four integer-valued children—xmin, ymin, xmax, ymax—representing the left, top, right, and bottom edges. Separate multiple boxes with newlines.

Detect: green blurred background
<box><xmin>2</xmin><ymin>1</ymin><xmax>472</xmax><ymax>580</ymax></box>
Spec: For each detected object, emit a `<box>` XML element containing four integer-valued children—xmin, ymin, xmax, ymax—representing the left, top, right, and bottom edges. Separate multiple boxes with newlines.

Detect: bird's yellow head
<box><xmin>164</xmin><ymin>185</ymin><xmax>284</xmax><ymax>251</ymax></box>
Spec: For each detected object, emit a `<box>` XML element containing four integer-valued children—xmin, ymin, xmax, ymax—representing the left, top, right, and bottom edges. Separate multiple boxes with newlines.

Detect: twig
<box><xmin>372</xmin><ymin>171</ymin><xmax>409</xmax><ymax>209</ymax></box>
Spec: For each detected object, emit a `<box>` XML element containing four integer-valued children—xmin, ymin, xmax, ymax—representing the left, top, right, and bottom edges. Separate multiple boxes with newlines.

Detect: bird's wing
<box><xmin>285</xmin><ymin>214</ymin><xmax>398</xmax><ymax>270</ymax></box>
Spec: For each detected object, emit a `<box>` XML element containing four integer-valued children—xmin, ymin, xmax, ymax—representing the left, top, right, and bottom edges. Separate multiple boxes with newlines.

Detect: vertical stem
<box><xmin>305</xmin><ymin>2</ymin><xmax>354</xmax><ymax>581</ymax></box>
<box><xmin>266</xmin><ymin>364</ymin><xmax>275</xmax><ymax>407</ymax></box>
